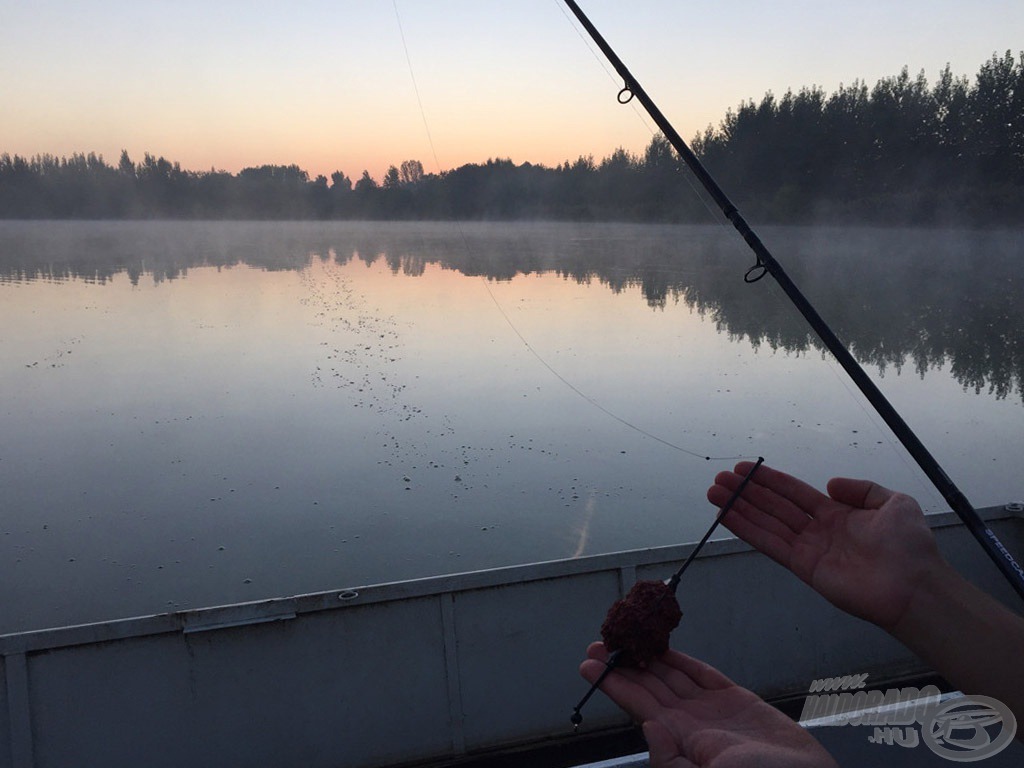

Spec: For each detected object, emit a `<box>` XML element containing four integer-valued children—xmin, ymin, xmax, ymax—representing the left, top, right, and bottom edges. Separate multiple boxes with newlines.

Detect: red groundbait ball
<box><xmin>600</xmin><ymin>579</ymin><xmax>682</xmax><ymax>667</ymax></box>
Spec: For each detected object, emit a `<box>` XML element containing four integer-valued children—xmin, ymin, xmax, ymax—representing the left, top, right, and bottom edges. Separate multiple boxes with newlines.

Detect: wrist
<box><xmin>888</xmin><ymin>558</ymin><xmax>959</xmax><ymax>640</ymax></box>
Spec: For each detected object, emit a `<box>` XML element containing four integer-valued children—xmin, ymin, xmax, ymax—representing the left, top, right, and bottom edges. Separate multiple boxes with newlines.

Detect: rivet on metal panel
<box><xmin>338</xmin><ymin>590</ymin><xmax>360</xmax><ymax>601</ymax></box>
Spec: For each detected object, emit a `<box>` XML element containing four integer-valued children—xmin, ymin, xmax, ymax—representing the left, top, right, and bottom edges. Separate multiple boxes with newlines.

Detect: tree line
<box><xmin>694</xmin><ymin>51</ymin><xmax>1024</xmax><ymax>223</ymax></box>
<box><xmin>1</xmin><ymin>51</ymin><xmax>1021</xmax><ymax>225</ymax></box>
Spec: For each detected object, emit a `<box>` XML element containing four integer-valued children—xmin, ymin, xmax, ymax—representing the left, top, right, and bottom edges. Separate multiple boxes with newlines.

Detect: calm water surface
<box><xmin>1</xmin><ymin>220</ymin><xmax>1022</xmax><ymax>633</ymax></box>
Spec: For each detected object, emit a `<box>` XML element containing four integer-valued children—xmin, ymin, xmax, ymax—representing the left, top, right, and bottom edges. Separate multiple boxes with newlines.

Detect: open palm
<box><xmin>707</xmin><ymin>462</ymin><xmax>945</xmax><ymax>630</ymax></box>
<box><xmin>579</xmin><ymin>643</ymin><xmax>837</xmax><ymax>768</ymax></box>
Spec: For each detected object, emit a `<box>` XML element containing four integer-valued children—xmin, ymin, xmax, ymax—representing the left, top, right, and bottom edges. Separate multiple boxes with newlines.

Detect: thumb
<box><xmin>643</xmin><ymin>719</ymin><xmax>697</xmax><ymax>768</ymax></box>
<box><xmin>827</xmin><ymin>477</ymin><xmax>894</xmax><ymax>510</ymax></box>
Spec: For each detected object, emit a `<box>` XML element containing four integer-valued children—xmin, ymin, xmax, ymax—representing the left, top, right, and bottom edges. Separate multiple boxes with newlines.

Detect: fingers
<box><xmin>826</xmin><ymin>476</ymin><xmax>894</xmax><ymax>509</ymax></box>
<box><xmin>580</xmin><ymin>644</ymin><xmax>735</xmax><ymax>724</ymax></box>
<box><xmin>589</xmin><ymin>643</ymin><xmax>732</xmax><ymax>692</ymax></box>
<box><xmin>723</xmin><ymin>462</ymin><xmax>831</xmax><ymax>516</ymax></box>
<box><xmin>707</xmin><ymin>466</ymin><xmax>814</xmax><ymax>566</ymax></box>
<box><xmin>579</xmin><ymin>656</ymin><xmax>673</xmax><ymax>721</ymax></box>
<box><xmin>658</xmin><ymin>649</ymin><xmax>736</xmax><ymax>691</ymax></box>
<box><xmin>708</xmin><ymin>468</ymin><xmax>815</xmax><ymax>532</ymax></box>
<box><xmin>585</xmin><ymin>640</ymin><xmax>612</xmax><ymax>662</ymax></box>
<box><xmin>723</xmin><ymin>463</ymin><xmax>895</xmax><ymax>514</ymax></box>
<box><xmin>713</xmin><ymin>492</ymin><xmax>800</xmax><ymax>551</ymax></box>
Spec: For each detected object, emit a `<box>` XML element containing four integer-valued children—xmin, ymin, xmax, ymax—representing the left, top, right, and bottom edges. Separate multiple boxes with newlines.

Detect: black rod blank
<box><xmin>666</xmin><ymin>457</ymin><xmax>764</xmax><ymax>593</ymax></box>
<box><xmin>560</xmin><ymin>0</ymin><xmax>1024</xmax><ymax>600</ymax></box>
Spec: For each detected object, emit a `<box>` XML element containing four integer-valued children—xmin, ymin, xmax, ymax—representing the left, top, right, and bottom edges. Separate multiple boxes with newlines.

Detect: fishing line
<box><xmin>391</xmin><ymin>1</ymin><xmax>752</xmax><ymax>464</ymax></box>
<box><xmin>477</xmin><ymin>275</ymin><xmax>747</xmax><ymax>461</ymax></box>
<box><xmin>554</xmin><ymin>0</ymin><xmax>939</xmax><ymax>490</ymax></box>
<box><xmin>550</xmin><ymin>0</ymin><xmax>732</xmax><ymax>230</ymax></box>
<box><xmin>559</xmin><ymin>0</ymin><xmax>1024</xmax><ymax>600</ymax></box>
<box><xmin>392</xmin><ymin>0</ymin><xmax>441</xmax><ymax>172</ymax></box>
<box><xmin>549</xmin><ymin>0</ymin><xmax>655</xmax><ymax>133</ymax></box>
<box><xmin>554</xmin><ymin>0</ymin><xmax>947</xmax><ymax>502</ymax></box>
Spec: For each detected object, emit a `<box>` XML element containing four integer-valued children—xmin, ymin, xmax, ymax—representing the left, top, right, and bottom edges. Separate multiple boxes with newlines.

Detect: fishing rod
<box><xmin>560</xmin><ymin>0</ymin><xmax>1024</xmax><ymax>601</ymax></box>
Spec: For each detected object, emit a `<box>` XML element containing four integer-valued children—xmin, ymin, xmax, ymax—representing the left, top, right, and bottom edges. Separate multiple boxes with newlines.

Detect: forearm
<box><xmin>891</xmin><ymin>562</ymin><xmax>1024</xmax><ymax>729</ymax></box>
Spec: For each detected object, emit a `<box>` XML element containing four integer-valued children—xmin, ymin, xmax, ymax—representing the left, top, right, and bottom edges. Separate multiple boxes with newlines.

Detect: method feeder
<box><xmin>571</xmin><ymin>458</ymin><xmax>764</xmax><ymax>729</ymax></box>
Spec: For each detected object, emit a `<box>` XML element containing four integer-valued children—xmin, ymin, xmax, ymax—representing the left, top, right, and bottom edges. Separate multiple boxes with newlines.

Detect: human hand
<box><xmin>579</xmin><ymin>642</ymin><xmax>837</xmax><ymax>768</ymax></box>
<box><xmin>707</xmin><ymin>461</ymin><xmax>950</xmax><ymax>630</ymax></box>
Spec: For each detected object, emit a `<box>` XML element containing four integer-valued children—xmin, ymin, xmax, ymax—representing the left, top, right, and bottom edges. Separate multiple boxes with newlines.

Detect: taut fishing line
<box><xmin>551</xmin><ymin>0</ymin><xmax>937</xmax><ymax>502</ymax></box>
<box><xmin>476</xmin><ymin>276</ymin><xmax>746</xmax><ymax>462</ymax></box>
<box><xmin>558</xmin><ymin>0</ymin><xmax>1024</xmax><ymax>599</ymax></box>
<box><xmin>549</xmin><ymin>0</ymin><xmax>734</xmax><ymax>230</ymax></box>
<box><xmin>391</xmin><ymin>0</ymin><xmax>752</xmax><ymax>464</ymax></box>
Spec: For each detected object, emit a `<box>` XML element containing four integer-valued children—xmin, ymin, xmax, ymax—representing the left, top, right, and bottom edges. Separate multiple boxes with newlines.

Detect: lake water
<box><xmin>2</xmin><ymin>220</ymin><xmax>1022</xmax><ymax>633</ymax></box>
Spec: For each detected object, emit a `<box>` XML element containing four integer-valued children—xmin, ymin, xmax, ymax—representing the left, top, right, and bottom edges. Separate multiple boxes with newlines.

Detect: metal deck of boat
<box><xmin>2</xmin><ymin>505</ymin><xmax>1022</xmax><ymax>768</ymax></box>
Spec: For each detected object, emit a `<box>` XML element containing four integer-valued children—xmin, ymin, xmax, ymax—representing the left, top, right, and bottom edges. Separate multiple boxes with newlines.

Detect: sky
<box><xmin>2</xmin><ymin>1</ymin><xmax>1022</xmax><ymax>182</ymax></box>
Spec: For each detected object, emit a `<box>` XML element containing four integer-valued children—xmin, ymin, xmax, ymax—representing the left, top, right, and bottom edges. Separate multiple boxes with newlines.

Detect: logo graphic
<box><xmin>921</xmin><ymin>695</ymin><xmax>1016</xmax><ymax>762</ymax></box>
<box><xmin>799</xmin><ymin>674</ymin><xmax>1017</xmax><ymax>762</ymax></box>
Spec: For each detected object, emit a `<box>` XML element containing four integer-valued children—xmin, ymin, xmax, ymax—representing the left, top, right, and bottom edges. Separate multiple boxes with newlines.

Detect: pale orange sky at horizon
<box><xmin>3</xmin><ymin>1</ymin><xmax>1022</xmax><ymax>183</ymax></box>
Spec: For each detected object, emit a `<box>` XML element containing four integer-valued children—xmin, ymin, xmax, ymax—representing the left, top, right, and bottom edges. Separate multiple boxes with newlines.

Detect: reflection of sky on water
<box><xmin>1</xmin><ymin>221</ymin><xmax>1022</xmax><ymax>633</ymax></box>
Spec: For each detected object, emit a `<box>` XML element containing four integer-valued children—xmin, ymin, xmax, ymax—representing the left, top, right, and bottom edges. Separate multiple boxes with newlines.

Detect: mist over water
<box><xmin>1</xmin><ymin>220</ymin><xmax>1022</xmax><ymax>634</ymax></box>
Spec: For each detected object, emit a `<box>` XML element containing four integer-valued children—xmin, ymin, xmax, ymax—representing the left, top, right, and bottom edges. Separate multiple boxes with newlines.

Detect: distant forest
<box><xmin>2</xmin><ymin>51</ymin><xmax>1021</xmax><ymax>225</ymax></box>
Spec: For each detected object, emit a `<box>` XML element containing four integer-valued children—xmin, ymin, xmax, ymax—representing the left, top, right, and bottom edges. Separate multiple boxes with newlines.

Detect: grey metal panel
<box><xmin>454</xmin><ymin>570</ymin><xmax>625</xmax><ymax>749</ymax></box>
<box><xmin>0</xmin><ymin>654</ymin><xmax>9</xmax><ymax>768</ymax></box>
<box><xmin>439</xmin><ymin>594</ymin><xmax>466</xmax><ymax>752</ymax></box>
<box><xmin>181</xmin><ymin>600</ymin><xmax>453</xmax><ymax>768</ymax></box>
<box><xmin>3</xmin><ymin>653</ymin><xmax>31</xmax><ymax>768</ymax></box>
<box><xmin>26</xmin><ymin>598</ymin><xmax>453</xmax><ymax>768</ymax></box>
<box><xmin>28</xmin><ymin>632</ymin><xmax>193</xmax><ymax>768</ymax></box>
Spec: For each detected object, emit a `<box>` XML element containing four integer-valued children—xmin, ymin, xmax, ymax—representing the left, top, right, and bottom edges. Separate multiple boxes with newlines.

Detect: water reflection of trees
<box><xmin>1</xmin><ymin>220</ymin><xmax>1020</xmax><ymax>402</ymax></box>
